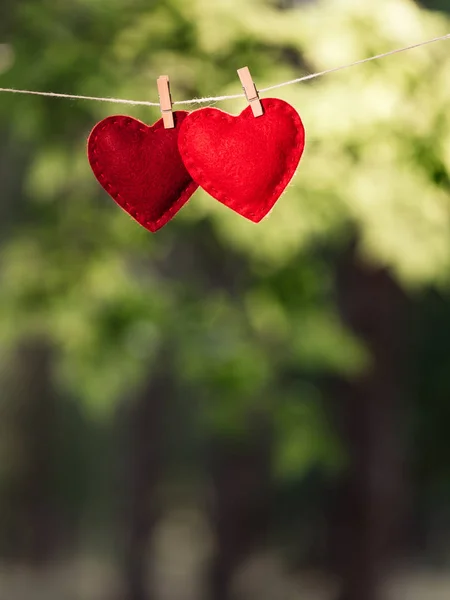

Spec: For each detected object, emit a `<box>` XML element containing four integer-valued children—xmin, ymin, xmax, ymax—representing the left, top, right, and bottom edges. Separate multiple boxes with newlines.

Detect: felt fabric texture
<box><xmin>88</xmin><ymin>112</ymin><xmax>198</xmax><ymax>232</ymax></box>
<box><xmin>178</xmin><ymin>98</ymin><xmax>305</xmax><ymax>222</ymax></box>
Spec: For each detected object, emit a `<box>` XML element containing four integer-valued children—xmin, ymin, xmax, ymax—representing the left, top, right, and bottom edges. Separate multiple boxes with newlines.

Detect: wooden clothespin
<box><xmin>157</xmin><ymin>75</ymin><xmax>174</xmax><ymax>129</ymax></box>
<box><xmin>237</xmin><ymin>66</ymin><xmax>263</xmax><ymax>117</ymax></box>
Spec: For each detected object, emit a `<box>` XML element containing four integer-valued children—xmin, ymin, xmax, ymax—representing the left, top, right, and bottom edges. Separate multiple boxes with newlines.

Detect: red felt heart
<box><xmin>178</xmin><ymin>98</ymin><xmax>305</xmax><ymax>223</ymax></box>
<box><xmin>87</xmin><ymin>112</ymin><xmax>198</xmax><ymax>232</ymax></box>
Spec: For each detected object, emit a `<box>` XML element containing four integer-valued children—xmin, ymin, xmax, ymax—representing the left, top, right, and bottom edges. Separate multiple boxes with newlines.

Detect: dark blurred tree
<box><xmin>330</xmin><ymin>239</ymin><xmax>408</xmax><ymax>600</ymax></box>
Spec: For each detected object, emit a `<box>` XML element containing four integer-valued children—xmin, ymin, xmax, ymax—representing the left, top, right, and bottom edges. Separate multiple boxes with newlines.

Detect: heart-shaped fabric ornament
<box><xmin>87</xmin><ymin>112</ymin><xmax>198</xmax><ymax>232</ymax></box>
<box><xmin>178</xmin><ymin>98</ymin><xmax>305</xmax><ymax>222</ymax></box>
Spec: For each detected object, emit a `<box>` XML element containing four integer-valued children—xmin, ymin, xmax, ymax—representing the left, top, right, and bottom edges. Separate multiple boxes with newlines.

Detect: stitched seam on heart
<box><xmin>89</xmin><ymin>116</ymin><xmax>196</xmax><ymax>230</ymax></box>
<box><xmin>179</xmin><ymin>100</ymin><xmax>305</xmax><ymax>220</ymax></box>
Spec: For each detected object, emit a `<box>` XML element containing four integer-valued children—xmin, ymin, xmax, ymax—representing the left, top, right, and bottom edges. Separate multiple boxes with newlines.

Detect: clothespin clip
<box><xmin>157</xmin><ymin>75</ymin><xmax>174</xmax><ymax>129</ymax></box>
<box><xmin>237</xmin><ymin>66</ymin><xmax>263</xmax><ymax>117</ymax></box>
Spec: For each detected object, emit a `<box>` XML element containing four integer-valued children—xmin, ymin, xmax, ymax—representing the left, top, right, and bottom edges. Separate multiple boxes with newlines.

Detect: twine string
<box><xmin>0</xmin><ymin>33</ymin><xmax>449</xmax><ymax>107</ymax></box>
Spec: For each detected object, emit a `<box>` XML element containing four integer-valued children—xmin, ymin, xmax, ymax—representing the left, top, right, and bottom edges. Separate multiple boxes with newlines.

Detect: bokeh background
<box><xmin>1</xmin><ymin>0</ymin><xmax>450</xmax><ymax>598</ymax></box>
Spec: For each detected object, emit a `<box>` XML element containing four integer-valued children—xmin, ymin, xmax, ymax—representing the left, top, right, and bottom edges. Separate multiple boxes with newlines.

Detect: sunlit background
<box><xmin>1</xmin><ymin>0</ymin><xmax>450</xmax><ymax>598</ymax></box>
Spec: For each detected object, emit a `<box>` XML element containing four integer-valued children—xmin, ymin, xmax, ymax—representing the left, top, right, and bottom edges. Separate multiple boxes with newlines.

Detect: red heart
<box><xmin>178</xmin><ymin>98</ymin><xmax>305</xmax><ymax>223</ymax></box>
<box><xmin>87</xmin><ymin>112</ymin><xmax>198</xmax><ymax>232</ymax></box>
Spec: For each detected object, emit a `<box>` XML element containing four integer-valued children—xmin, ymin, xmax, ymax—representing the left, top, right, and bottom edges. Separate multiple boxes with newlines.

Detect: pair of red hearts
<box><xmin>88</xmin><ymin>98</ymin><xmax>305</xmax><ymax>232</ymax></box>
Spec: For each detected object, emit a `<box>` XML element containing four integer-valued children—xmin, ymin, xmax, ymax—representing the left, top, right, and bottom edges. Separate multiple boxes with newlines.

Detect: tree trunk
<box><xmin>0</xmin><ymin>337</ymin><xmax>59</xmax><ymax>565</ymax></box>
<box><xmin>330</xmin><ymin>240</ymin><xmax>408</xmax><ymax>600</ymax></box>
<box><xmin>119</xmin><ymin>350</ymin><xmax>171</xmax><ymax>600</ymax></box>
<box><xmin>207</xmin><ymin>412</ymin><xmax>273</xmax><ymax>600</ymax></box>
